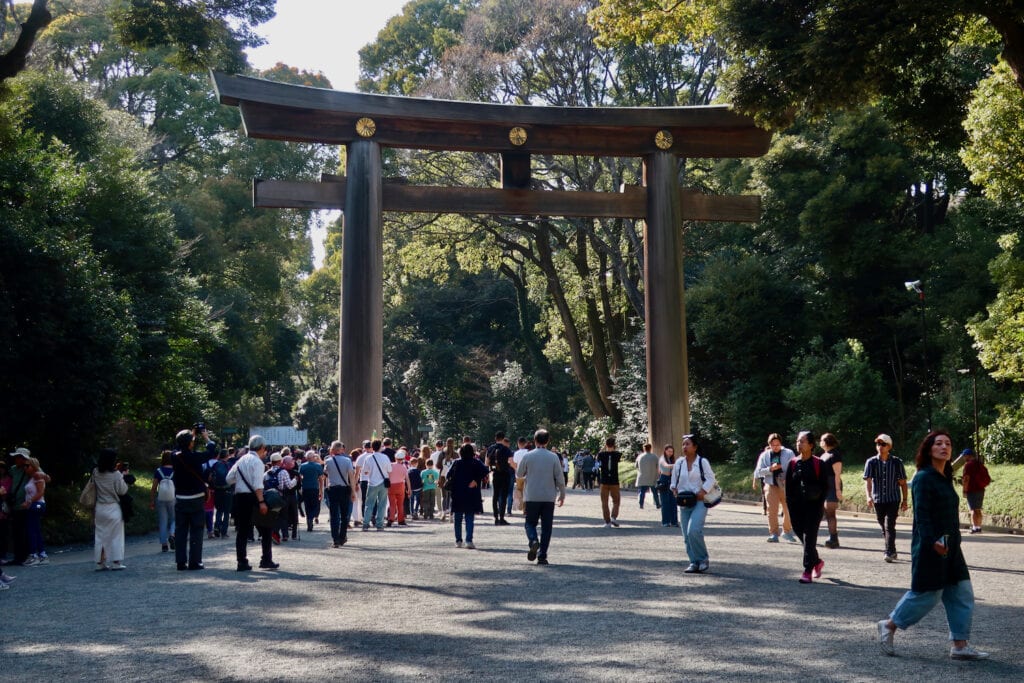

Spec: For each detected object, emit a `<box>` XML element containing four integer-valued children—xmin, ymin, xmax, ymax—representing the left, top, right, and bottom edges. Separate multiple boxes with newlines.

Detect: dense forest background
<box><xmin>4</xmin><ymin>0</ymin><xmax>1024</xmax><ymax>487</ymax></box>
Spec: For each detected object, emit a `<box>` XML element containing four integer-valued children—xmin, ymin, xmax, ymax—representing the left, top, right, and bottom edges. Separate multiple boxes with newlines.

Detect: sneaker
<box><xmin>527</xmin><ymin>540</ymin><xmax>540</xmax><ymax>562</ymax></box>
<box><xmin>237</xmin><ymin>562</ymin><xmax>253</xmax><ymax>572</ymax></box>
<box><xmin>799</xmin><ymin>571</ymin><xmax>812</xmax><ymax>583</ymax></box>
<box><xmin>684</xmin><ymin>563</ymin><xmax>699</xmax><ymax>573</ymax></box>
<box><xmin>0</xmin><ymin>582</ymin><xmax>8</xmax><ymax>590</ymax></box>
<box><xmin>536</xmin><ymin>558</ymin><xmax>549</xmax><ymax>565</ymax></box>
<box><xmin>111</xmin><ymin>563</ymin><xmax>127</xmax><ymax>571</ymax></box>
<box><xmin>604</xmin><ymin>522</ymin><xmax>612</xmax><ymax>528</ymax></box>
<box><xmin>697</xmin><ymin>561</ymin><xmax>709</xmax><ymax>573</ymax></box>
<box><xmin>877</xmin><ymin>620</ymin><xmax>895</xmax><ymax>656</ymax></box>
<box><xmin>950</xmin><ymin>645</ymin><xmax>989</xmax><ymax>660</ymax></box>
<box><xmin>465</xmin><ymin>542</ymin><xmax>476</xmax><ymax>549</ymax></box>
<box><xmin>767</xmin><ymin>534</ymin><xmax>780</xmax><ymax>543</ymax></box>
<box><xmin>813</xmin><ymin>559</ymin><xmax>824</xmax><ymax>578</ymax></box>
<box><xmin>610</xmin><ymin>518</ymin><xmax>620</xmax><ymax>527</ymax></box>
<box><xmin>272</xmin><ymin>531</ymin><xmax>281</xmax><ymax>544</ymax></box>
<box><xmin>258</xmin><ymin>560</ymin><xmax>279</xmax><ymax>570</ymax></box>
<box><xmin>22</xmin><ymin>556</ymin><xmax>38</xmax><ymax>567</ymax></box>
<box><xmin>0</xmin><ymin>573</ymin><xmax>15</xmax><ymax>584</ymax></box>
<box><xmin>884</xmin><ymin>553</ymin><xmax>895</xmax><ymax>563</ymax></box>
<box><xmin>783</xmin><ymin>532</ymin><xmax>799</xmax><ymax>543</ymax></box>
<box><xmin>456</xmin><ymin>541</ymin><xmax>463</xmax><ymax>548</ymax></box>
<box><xmin>168</xmin><ymin>536</ymin><xmax>175</xmax><ymax>550</ymax></box>
<box><xmin>161</xmin><ymin>544</ymin><xmax>169</xmax><ymax>553</ymax></box>
<box><xmin>398</xmin><ymin>521</ymin><xmax>408</xmax><ymax>526</ymax></box>
<box><xmin>497</xmin><ymin>519</ymin><xmax>510</xmax><ymax>525</ymax></box>
<box><xmin>969</xmin><ymin>527</ymin><xmax>981</xmax><ymax>534</ymax></box>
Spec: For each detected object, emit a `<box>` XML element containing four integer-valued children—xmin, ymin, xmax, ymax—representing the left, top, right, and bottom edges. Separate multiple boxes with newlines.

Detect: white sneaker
<box><xmin>0</xmin><ymin>582</ymin><xmax>8</xmax><ymax>590</ymax></box>
<box><xmin>950</xmin><ymin>645</ymin><xmax>989</xmax><ymax>660</ymax></box>
<box><xmin>455</xmin><ymin>541</ymin><xmax>463</xmax><ymax>548</ymax></box>
<box><xmin>782</xmin><ymin>532</ymin><xmax>799</xmax><ymax>543</ymax></box>
<box><xmin>22</xmin><ymin>556</ymin><xmax>38</xmax><ymax>567</ymax></box>
<box><xmin>877</xmin><ymin>620</ymin><xmax>895</xmax><ymax>656</ymax></box>
<box><xmin>465</xmin><ymin>542</ymin><xmax>476</xmax><ymax>549</ymax></box>
<box><xmin>34</xmin><ymin>555</ymin><xmax>49</xmax><ymax>566</ymax></box>
<box><xmin>610</xmin><ymin>518</ymin><xmax>620</xmax><ymax>527</ymax></box>
<box><xmin>604</xmin><ymin>523</ymin><xmax>612</xmax><ymax>528</ymax></box>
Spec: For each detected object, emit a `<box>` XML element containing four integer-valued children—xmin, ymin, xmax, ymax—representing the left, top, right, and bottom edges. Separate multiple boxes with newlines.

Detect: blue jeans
<box><xmin>326</xmin><ymin>485</ymin><xmax>352</xmax><ymax>543</ymax></box>
<box><xmin>524</xmin><ymin>501</ymin><xmax>555</xmax><ymax>560</ymax></box>
<box><xmin>363</xmin><ymin>484</ymin><xmax>388</xmax><ymax>529</ymax></box>
<box><xmin>678</xmin><ymin>501</ymin><xmax>708</xmax><ymax>564</ymax></box>
<box><xmin>453</xmin><ymin>511</ymin><xmax>475</xmax><ymax>543</ymax></box>
<box><xmin>156</xmin><ymin>499</ymin><xmax>175</xmax><ymax>544</ymax></box>
<box><xmin>505</xmin><ymin>485</ymin><xmax>514</xmax><ymax>515</ymax></box>
<box><xmin>174</xmin><ymin>497</ymin><xmax>205</xmax><ymax>567</ymax></box>
<box><xmin>658</xmin><ymin>476</ymin><xmax>678</xmax><ymax>525</ymax></box>
<box><xmin>890</xmin><ymin>580</ymin><xmax>975</xmax><ymax>641</ymax></box>
<box><xmin>637</xmin><ymin>485</ymin><xmax>660</xmax><ymax>509</ymax></box>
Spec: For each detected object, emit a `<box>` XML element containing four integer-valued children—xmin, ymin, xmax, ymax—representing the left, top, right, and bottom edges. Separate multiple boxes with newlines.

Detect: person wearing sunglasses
<box><xmin>863</xmin><ymin>434</ymin><xmax>909</xmax><ymax>562</ymax></box>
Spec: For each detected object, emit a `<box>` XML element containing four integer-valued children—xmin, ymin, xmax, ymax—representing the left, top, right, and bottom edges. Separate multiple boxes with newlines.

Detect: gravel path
<box><xmin>2</xmin><ymin>490</ymin><xmax>1022</xmax><ymax>681</ymax></box>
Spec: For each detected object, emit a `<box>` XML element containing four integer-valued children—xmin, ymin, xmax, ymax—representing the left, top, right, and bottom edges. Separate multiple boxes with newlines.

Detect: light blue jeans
<box><xmin>890</xmin><ymin>580</ymin><xmax>975</xmax><ymax>641</ymax></box>
<box><xmin>156</xmin><ymin>499</ymin><xmax>175</xmax><ymax>544</ymax></box>
<box><xmin>362</xmin><ymin>484</ymin><xmax>388</xmax><ymax>530</ymax></box>
<box><xmin>678</xmin><ymin>501</ymin><xmax>709</xmax><ymax>564</ymax></box>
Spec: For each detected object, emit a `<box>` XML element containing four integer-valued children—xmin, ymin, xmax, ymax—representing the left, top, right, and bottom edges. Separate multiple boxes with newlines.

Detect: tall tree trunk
<box><xmin>983</xmin><ymin>11</ymin><xmax>1024</xmax><ymax>92</ymax></box>
<box><xmin>535</xmin><ymin>226</ymin><xmax>610</xmax><ymax>418</ymax></box>
<box><xmin>596</xmin><ymin>244</ymin><xmax>625</xmax><ymax>376</ymax></box>
<box><xmin>573</xmin><ymin>226</ymin><xmax>618</xmax><ymax>418</ymax></box>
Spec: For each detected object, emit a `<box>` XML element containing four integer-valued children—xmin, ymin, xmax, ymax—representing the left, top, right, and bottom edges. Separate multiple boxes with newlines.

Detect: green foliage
<box><xmin>962</xmin><ymin>61</ymin><xmax>1024</xmax><ymax>204</ymax></box>
<box><xmin>979</xmin><ymin>399</ymin><xmax>1024</xmax><ymax>464</ymax></box>
<box><xmin>484</xmin><ymin>360</ymin><xmax>546</xmax><ymax>441</ymax></box>
<box><xmin>785</xmin><ymin>338</ymin><xmax>897</xmax><ymax>453</ymax></box>
<box><xmin>969</xmin><ymin>232</ymin><xmax>1024</xmax><ymax>383</ymax></box>
<box><xmin>357</xmin><ymin>0</ymin><xmax>470</xmax><ymax>94</ymax></box>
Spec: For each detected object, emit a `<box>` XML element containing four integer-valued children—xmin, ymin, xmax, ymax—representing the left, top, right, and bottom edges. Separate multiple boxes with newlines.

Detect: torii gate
<box><xmin>213</xmin><ymin>72</ymin><xmax>771</xmax><ymax>451</ymax></box>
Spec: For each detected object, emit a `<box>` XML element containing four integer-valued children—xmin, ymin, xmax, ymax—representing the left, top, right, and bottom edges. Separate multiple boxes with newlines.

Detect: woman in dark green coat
<box><xmin>876</xmin><ymin>430</ymin><xmax>988</xmax><ymax>660</ymax></box>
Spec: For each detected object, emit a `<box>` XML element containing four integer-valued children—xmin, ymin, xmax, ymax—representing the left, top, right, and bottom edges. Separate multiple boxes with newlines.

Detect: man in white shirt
<box><xmin>361</xmin><ymin>440</ymin><xmax>392</xmax><ymax>531</ymax></box>
<box><xmin>226</xmin><ymin>435</ymin><xmax>277</xmax><ymax>571</ymax></box>
<box><xmin>511</xmin><ymin>437</ymin><xmax>529</xmax><ymax>515</ymax></box>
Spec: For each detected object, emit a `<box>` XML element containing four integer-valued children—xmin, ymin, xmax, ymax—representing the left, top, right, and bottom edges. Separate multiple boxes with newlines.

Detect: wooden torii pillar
<box><xmin>213</xmin><ymin>72</ymin><xmax>770</xmax><ymax>451</ymax></box>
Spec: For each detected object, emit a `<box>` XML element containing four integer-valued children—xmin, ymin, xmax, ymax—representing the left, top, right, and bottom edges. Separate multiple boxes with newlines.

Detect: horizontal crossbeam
<box><xmin>253</xmin><ymin>177</ymin><xmax>760</xmax><ymax>222</ymax></box>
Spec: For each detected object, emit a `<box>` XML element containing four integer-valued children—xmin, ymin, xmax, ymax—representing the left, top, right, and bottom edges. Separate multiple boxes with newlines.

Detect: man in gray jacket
<box><xmin>635</xmin><ymin>443</ymin><xmax>660</xmax><ymax>510</ymax></box>
<box><xmin>519</xmin><ymin>429</ymin><xmax>566</xmax><ymax>565</ymax></box>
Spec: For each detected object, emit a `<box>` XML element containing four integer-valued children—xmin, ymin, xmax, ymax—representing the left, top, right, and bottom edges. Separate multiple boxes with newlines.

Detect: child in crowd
<box><xmin>420</xmin><ymin>460</ymin><xmax>439</xmax><ymax>520</ymax></box>
<box><xmin>408</xmin><ymin>457</ymin><xmax>423</xmax><ymax>519</ymax></box>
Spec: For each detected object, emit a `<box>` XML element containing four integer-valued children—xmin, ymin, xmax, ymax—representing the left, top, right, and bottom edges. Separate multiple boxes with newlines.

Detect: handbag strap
<box><xmin>372</xmin><ymin>454</ymin><xmax>388</xmax><ymax>483</ymax></box>
<box><xmin>236</xmin><ymin>461</ymin><xmax>258</xmax><ymax>494</ymax></box>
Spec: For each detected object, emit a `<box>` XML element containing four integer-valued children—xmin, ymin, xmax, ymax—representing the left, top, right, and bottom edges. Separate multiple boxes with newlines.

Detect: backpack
<box><xmin>974</xmin><ymin>463</ymin><xmax>992</xmax><ymax>488</ymax></box>
<box><xmin>156</xmin><ymin>468</ymin><xmax>176</xmax><ymax>502</ymax></box>
<box><xmin>209</xmin><ymin>460</ymin><xmax>230</xmax><ymax>489</ymax></box>
<box><xmin>263</xmin><ymin>466</ymin><xmax>281</xmax><ymax>491</ymax></box>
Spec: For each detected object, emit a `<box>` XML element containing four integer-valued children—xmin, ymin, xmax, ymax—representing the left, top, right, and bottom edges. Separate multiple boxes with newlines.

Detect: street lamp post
<box><xmin>958</xmin><ymin>367</ymin><xmax>980</xmax><ymax>455</ymax></box>
<box><xmin>905</xmin><ymin>280</ymin><xmax>932</xmax><ymax>430</ymax></box>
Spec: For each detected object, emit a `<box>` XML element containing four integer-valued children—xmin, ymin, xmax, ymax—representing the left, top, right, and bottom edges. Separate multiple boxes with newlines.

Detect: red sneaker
<box><xmin>813</xmin><ymin>559</ymin><xmax>825</xmax><ymax>578</ymax></box>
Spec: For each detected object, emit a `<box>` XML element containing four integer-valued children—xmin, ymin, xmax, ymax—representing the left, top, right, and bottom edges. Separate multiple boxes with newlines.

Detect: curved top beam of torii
<box><xmin>212</xmin><ymin>71</ymin><xmax>770</xmax><ymax>159</ymax></box>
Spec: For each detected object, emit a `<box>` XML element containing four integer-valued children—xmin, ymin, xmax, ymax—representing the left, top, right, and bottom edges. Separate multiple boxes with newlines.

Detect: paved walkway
<box><xmin>2</xmin><ymin>490</ymin><xmax>1022</xmax><ymax>681</ymax></box>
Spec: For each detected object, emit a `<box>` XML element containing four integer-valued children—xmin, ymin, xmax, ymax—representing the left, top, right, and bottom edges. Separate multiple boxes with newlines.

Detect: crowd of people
<box><xmin>0</xmin><ymin>424</ymin><xmax>994</xmax><ymax>661</ymax></box>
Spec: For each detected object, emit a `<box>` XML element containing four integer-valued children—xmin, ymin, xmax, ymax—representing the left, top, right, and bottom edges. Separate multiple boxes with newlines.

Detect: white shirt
<box><xmin>363</xmin><ymin>451</ymin><xmax>392</xmax><ymax>486</ymax></box>
<box><xmin>513</xmin><ymin>448</ymin><xmax>529</xmax><ymax>469</ymax></box>
<box><xmin>670</xmin><ymin>456</ymin><xmax>717</xmax><ymax>494</ymax></box>
<box><xmin>355</xmin><ymin>451</ymin><xmax>372</xmax><ymax>482</ymax></box>
<box><xmin>227</xmin><ymin>453</ymin><xmax>265</xmax><ymax>493</ymax></box>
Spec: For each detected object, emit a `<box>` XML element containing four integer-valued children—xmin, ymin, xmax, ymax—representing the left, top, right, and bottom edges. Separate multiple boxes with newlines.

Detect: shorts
<box><xmin>966</xmin><ymin>491</ymin><xmax>985</xmax><ymax>511</ymax></box>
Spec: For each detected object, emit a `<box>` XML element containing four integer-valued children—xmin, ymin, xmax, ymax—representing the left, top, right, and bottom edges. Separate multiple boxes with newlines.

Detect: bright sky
<box><xmin>246</xmin><ymin>0</ymin><xmax>410</xmax><ymax>91</ymax></box>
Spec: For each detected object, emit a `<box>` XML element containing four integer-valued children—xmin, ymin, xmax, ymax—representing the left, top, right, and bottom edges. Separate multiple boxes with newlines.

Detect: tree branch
<box><xmin>0</xmin><ymin>0</ymin><xmax>52</xmax><ymax>83</ymax></box>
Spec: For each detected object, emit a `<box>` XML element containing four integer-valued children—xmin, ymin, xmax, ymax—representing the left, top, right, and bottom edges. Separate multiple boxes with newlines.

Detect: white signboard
<box><xmin>249</xmin><ymin>426</ymin><xmax>309</xmax><ymax>447</ymax></box>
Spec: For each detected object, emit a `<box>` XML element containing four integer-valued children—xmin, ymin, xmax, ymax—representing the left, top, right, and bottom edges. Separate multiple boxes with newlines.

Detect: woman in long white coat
<box><xmin>93</xmin><ymin>448</ymin><xmax>129</xmax><ymax>570</ymax></box>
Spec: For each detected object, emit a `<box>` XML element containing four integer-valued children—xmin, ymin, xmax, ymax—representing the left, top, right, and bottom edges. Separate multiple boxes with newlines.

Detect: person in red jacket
<box><xmin>960</xmin><ymin>448</ymin><xmax>990</xmax><ymax>534</ymax></box>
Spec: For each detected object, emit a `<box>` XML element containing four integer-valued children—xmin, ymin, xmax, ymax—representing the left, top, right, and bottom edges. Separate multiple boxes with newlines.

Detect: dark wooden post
<box><xmin>643</xmin><ymin>152</ymin><xmax>690</xmax><ymax>450</ymax></box>
<box><xmin>339</xmin><ymin>140</ymin><xmax>383</xmax><ymax>445</ymax></box>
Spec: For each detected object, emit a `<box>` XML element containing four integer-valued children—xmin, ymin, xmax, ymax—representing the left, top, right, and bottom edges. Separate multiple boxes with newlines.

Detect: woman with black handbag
<box><xmin>670</xmin><ymin>435</ymin><xmax>717</xmax><ymax>573</ymax></box>
<box><xmin>657</xmin><ymin>446</ymin><xmax>678</xmax><ymax>528</ymax></box>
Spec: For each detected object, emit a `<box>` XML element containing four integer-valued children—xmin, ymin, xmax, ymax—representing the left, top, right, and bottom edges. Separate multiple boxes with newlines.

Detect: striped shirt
<box><xmin>863</xmin><ymin>455</ymin><xmax>907</xmax><ymax>504</ymax></box>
